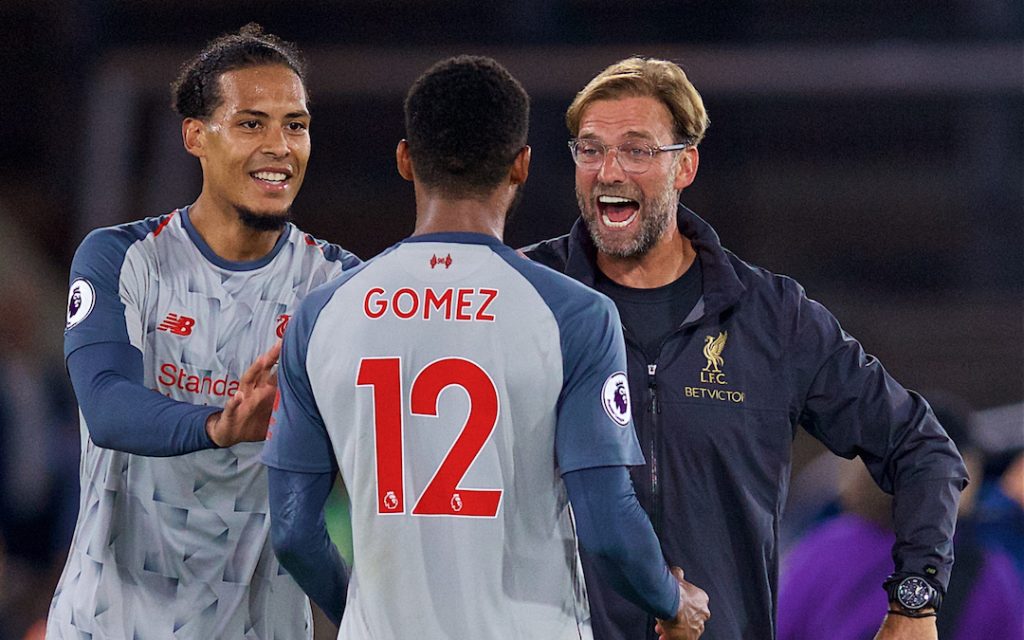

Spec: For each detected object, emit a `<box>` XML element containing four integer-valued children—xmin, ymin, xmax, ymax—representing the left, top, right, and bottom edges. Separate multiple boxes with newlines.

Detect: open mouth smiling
<box><xmin>251</xmin><ymin>169</ymin><xmax>293</xmax><ymax>188</ymax></box>
<box><xmin>597</xmin><ymin>195</ymin><xmax>640</xmax><ymax>228</ymax></box>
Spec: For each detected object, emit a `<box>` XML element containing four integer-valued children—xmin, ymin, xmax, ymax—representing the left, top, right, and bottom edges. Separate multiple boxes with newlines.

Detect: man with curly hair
<box><xmin>49</xmin><ymin>24</ymin><xmax>359</xmax><ymax>639</ymax></box>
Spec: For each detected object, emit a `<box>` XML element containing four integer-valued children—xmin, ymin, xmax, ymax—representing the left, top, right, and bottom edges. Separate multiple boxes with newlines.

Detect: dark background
<box><xmin>0</xmin><ymin>2</ymin><xmax>1020</xmax><ymax>637</ymax></box>
<box><xmin>3</xmin><ymin>0</ymin><xmax>1021</xmax><ymax>410</ymax></box>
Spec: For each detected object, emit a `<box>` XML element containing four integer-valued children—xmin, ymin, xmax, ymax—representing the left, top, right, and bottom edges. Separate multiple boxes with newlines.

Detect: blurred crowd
<box><xmin>0</xmin><ymin>284</ymin><xmax>79</xmax><ymax>640</ymax></box>
<box><xmin>779</xmin><ymin>395</ymin><xmax>1024</xmax><ymax>639</ymax></box>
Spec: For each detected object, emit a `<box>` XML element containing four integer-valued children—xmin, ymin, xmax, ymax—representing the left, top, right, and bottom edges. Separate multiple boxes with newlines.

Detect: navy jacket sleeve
<box><xmin>790</xmin><ymin>291</ymin><xmax>968</xmax><ymax>590</ymax></box>
<box><xmin>68</xmin><ymin>341</ymin><xmax>219</xmax><ymax>456</ymax></box>
<box><xmin>564</xmin><ymin>466</ymin><xmax>679</xmax><ymax>619</ymax></box>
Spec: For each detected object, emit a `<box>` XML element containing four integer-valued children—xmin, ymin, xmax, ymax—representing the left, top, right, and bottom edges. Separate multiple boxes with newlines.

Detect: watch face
<box><xmin>897</xmin><ymin>577</ymin><xmax>932</xmax><ymax>610</ymax></box>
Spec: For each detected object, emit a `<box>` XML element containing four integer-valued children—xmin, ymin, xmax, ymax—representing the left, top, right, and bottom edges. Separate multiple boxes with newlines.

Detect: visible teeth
<box><xmin>253</xmin><ymin>171</ymin><xmax>287</xmax><ymax>182</ymax></box>
<box><xmin>601</xmin><ymin>211</ymin><xmax>638</xmax><ymax>228</ymax></box>
<box><xmin>598</xmin><ymin>195</ymin><xmax>635</xmax><ymax>205</ymax></box>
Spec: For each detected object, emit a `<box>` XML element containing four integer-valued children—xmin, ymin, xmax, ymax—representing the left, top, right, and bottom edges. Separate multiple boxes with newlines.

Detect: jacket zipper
<box><xmin>646</xmin><ymin>361</ymin><xmax>661</xmax><ymax>640</ymax></box>
<box><xmin>623</xmin><ymin>324</ymin><xmax>680</xmax><ymax>639</ymax></box>
<box><xmin>621</xmin><ymin>327</ymin><xmax>662</xmax><ymax>533</ymax></box>
<box><xmin>647</xmin><ymin>363</ymin><xmax>660</xmax><ymax>534</ymax></box>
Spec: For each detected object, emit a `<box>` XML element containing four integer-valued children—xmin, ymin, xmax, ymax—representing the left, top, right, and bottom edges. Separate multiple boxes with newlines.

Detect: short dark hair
<box><xmin>404</xmin><ymin>55</ymin><xmax>529</xmax><ymax>198</ymax></box>
<box><xmin>171</xmin><ymin>23</ymin><xmax>307</xmax><ymax>120</ymax></box>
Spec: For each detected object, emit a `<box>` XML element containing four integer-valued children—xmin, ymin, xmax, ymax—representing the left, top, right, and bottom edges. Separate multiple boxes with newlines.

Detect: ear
<box><xmin>396</xmin><ymin>139</ymin><xmax>414</xmax><ymax>182</ymax></box>
<box><xmin>509</xmin><ymin>145</ymin><xmax>531</xmax><ymax>186</ymax></box>
<box><xmin>673</xmin><ymin>146</ymin><xmax>699</xmax><ymax>191</ymax></box>
<box><xmin>182</xmin><ymin>118</ymin><xmax>206</xmax><ymax>159</ymax></box>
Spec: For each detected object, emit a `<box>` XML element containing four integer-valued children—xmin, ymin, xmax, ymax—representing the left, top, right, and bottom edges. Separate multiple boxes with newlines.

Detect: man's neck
<box><xmin>596</xmin><ymin>226</ymin><xmax>696</xmax><ymax>289</ymax></box>
<box><xmin>411</xmin><ymin>190</ymin><xmax>507</xmax><ymax>240</ymax></box>
<box><xmin>188</xmin><ymin>196</ymin><xmax>284</xmax><ymax>262</ymax></box>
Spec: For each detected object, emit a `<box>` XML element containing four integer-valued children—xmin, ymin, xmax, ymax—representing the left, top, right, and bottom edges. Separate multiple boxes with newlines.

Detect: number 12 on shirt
<box><xmin>357</xmin><ymin>357</ymin><xmax>502</xmax><ymax>518</ymax></box>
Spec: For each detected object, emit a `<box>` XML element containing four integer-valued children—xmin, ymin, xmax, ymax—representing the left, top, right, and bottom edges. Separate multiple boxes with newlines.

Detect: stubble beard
<box><xmin>236</xmin><ymin>205</ymin><xmax>293</xmax><ymax>232</ymax></box>
<box><xmin>576</xmin><ymin>176</ymin><xmax>678</xmax><ymax>260</ymax></box>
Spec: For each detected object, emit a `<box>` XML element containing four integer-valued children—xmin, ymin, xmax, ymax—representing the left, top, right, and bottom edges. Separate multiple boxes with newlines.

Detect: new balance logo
<box><xmin>158</xmin><ymin>313</ymin><xmax>196</xmax><ymax>336</ymax></box>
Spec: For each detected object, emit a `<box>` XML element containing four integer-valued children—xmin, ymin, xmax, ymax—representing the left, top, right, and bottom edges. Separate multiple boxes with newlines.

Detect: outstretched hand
<box><xmin>206</xmin><ymin>341</ymin><xmax>282</xmax><ymax>447</ymax></box>
<box><xmin>655</xmin><ymin>567</ymin><xmax>710</xmax><ymax>640</ymax></box>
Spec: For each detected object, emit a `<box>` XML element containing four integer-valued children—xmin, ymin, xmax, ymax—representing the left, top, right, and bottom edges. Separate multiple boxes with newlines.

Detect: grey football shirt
<box><xmin>263</xmin><ymin>232</ymin><xmax>644</xmax><ymax>640</ymax></box>
<box><xmin>50</xmin><ymin>206</ymin><xmax>358</xmax><ymax>639</ymax></box>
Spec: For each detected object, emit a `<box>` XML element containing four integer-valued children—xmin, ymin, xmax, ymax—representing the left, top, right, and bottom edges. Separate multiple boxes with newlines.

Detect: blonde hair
<box><xmin>566</xmin><ymin>57</ymin><xmax>709</xmax><ymax>145</ymax></box>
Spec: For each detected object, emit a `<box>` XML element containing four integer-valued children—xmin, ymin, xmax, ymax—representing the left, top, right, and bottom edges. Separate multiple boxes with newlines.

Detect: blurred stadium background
<box><xmin>0</xmin><ymin>1</ymin><xmax>1020</xmax><ymax>637</ymax></box>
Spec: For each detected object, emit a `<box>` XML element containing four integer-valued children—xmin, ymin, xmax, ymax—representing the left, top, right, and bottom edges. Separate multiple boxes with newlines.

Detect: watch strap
<box><xmin>887</xmin><ymin>608</ymin><xmax>938</xmax><ymax>619</ymax></box>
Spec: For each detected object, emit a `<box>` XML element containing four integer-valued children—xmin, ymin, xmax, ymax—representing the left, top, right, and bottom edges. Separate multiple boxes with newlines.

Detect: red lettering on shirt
<box><xmin>158</xmin><ymin>313</ymin><xmax>196</xmax><ymax>336</ymax></box>
<box><xmin>157</xmin><ymin>363</ymin><xmax>240</xmax><ymax>398</ymax></box>
<box><xmin>476</xmin><ymin>288</ymin><xmax>498</xmax><ymax>322</ymax></box>
<box><xmin>361</xmin><ymin>287</ymin><xmax>500</xmax><ymax>322</ymax></box>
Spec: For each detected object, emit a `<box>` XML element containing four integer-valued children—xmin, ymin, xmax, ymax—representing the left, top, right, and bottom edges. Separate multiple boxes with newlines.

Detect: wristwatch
<box><xmin>884</xmin><ymin>574</ymin><xmax>942</xmax><ymax>612</ymax></box>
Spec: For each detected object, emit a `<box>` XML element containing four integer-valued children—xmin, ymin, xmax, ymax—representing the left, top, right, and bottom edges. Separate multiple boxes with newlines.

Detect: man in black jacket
<box><xmin>524</xmin><ymin>57</ymin><xmax>968</xmax><ymax>640</ymax></box>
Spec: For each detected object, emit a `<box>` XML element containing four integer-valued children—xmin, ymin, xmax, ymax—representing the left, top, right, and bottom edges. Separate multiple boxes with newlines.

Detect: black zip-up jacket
<box><xmin>523</xmin><ymin>206</ymin><xmax>968</xmax><ymax>640</ymax></box>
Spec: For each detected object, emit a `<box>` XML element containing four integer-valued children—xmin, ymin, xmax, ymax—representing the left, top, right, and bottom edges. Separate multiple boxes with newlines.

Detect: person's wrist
<box><xmin>205</xmin><ymin>411</ymin><xmax>223</xmax><ymax>447</ymax></box>
<box><xmin>887</xmin><ymin>602</ymin><xmax>937</xmax><ymax>618</ymax></box>
<box><xmin>883</xmin><ymin>573</ymin><xmax>942</xmax><ymax>614</ymax></box>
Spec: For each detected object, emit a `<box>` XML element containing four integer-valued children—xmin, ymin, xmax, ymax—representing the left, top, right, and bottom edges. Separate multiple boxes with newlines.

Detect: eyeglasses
<box><xmin>568</xmin><ymin>138</ymin><xmax>692</xmax><ymax>174</ymax></box>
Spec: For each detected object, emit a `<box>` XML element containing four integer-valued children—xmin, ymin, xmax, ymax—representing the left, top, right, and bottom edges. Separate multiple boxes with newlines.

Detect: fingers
<box><xmin>254</xmin><ymin>356</ymin><xmax>280</xmax><ymax>388</ymax></box>
<box><xmin>240</xmin><ymin>341</ymin><xmax>283</xmax><ymax>387</ymax></box>
<box><xmin>264</xmin><ymin>340</ymin><xmax>282</xmax><ymax>362</ymax></box>
<box><xmin>222</xmin><ymin>390</ymin><xmax>243</xmax><ymax>424</ymax></box>
<box><xmin>239</xmin><ymin>358</ymin><xmax>262</xmax><ymax>386</ymax></box>
<box><xmin>209</xmin><ymin>392</ymin><xmax>242</xmax><ymax>448</ymax></box>
<box><xmin>264</xmin><ymin>368</ymin><xmax>280</xmax><ymax>389</ymax></box>
<box><xmin>253</xmin><ymin>341</ymin><xmax>282</xmax><ymax>376</ymax></box>
<box><xmin>254</xmin><ymin>341</ymin><xmax>282</xmax><ymax>386</ymax></box>
<box><xmin>665</xmin><ymin>565</ymin><xmax>711</xmax><ymax>638</ymax></box>
<box><xmin>210</xmin><ymin>342</ymin><xmax>282</xmax><ymax>447</ymax></box>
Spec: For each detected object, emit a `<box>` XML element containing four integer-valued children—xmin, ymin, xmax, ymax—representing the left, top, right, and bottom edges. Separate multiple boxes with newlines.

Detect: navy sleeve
<box><xmin>492</xmin><ymin>248</ymin><xmax>644</xmax><ymax>472</ymax></box>
<box><xmin>564</xmin><ymin>466</ymin><xmax>679</xmax><ymax>619</ymax></box>
<box><xmin>791</xmin><ymin>292</ymin><xmax>968</xmax><ymax>590</ymax></box>
<box><xmin>67</xmin><ymin>341</ymin><xmax>219</xmax><ymax>456</ymax></box>
<box><xmin>64</xmin><ymin>220</ymin><xmax>162</xmax><ymax>357</ymax></box>
<box><xmin>554</xmin><ymin>296</ymin><xmax>646</xmax><ymax>473</ymax></box>
<box><xmin>268</xmin><ymin>467</ymin><xmax>349</xmax><ymax>626</ymax></box>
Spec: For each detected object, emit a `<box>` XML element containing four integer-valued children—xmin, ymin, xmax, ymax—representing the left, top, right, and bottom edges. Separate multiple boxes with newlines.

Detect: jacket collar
<box><xmin>563</xmin><ymin>204</ymin><xmax>746</xmax><ymax>319</ymax></box>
